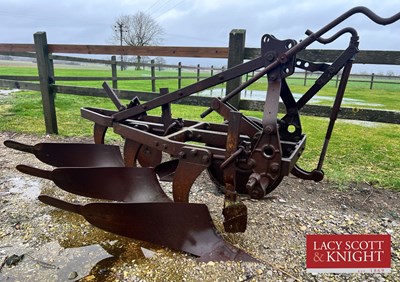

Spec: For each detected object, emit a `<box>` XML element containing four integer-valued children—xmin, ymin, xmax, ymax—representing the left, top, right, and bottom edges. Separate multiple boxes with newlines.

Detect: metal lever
<box><xmin>102</xmin><ymin>81</ymin><xmax>126</xmax><ymax>111</ymax></box>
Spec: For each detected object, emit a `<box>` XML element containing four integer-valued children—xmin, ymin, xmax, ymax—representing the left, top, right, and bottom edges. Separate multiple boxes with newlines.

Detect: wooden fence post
<box><xmin>226</xmin><ymin>29</ymin><xmax>246</xmax><ymax>109</ymax></box>
<box><xmin>49</xmin><ymin>58</ymin><xmax>55</xmax><ymax>80</ymax></box>
<box><xmin>34</xmin><ymin>32</ymin><xmax>58</xmax><ymax>134</ymax></box>
<box><xmin>151</xmin><ymin>59</ymin><xmax>156</xmax><ymax>92</ymax></box>
<box><xmin>111</xmin><ymin>55</ymin><xmax>118</xmax><ymax>89</ymax></box>
<box><xmin>335</xmin><ymin>73</ymin><xmax>340</xmax><ymax>88</ymax></box>
<box><xmin>49</xmin><ymin>57</ymin><xmax>55</xmax><ymax>97</ymax></box>
<box><xmin>370</xmin><ymin>73</ymin><xmax>375</xmax><ymax>89</ymax></box>
<box><xmin>210</xmin><ymin>65</ymin><xmax>214</xmax><ymax>77</ymax></box>
<box><xmin>197</xmin><ymin>64</ymin><xmax>200</xmax><ymax>82</ymax></box>
<box><xmin>304</xmin><ymin>71</ymin><xmax>308</xmax><ymax>86</ymax></box>
<box><xmin>178</xmin><ymin>62</ymin><xmax>182</xmax><ymax>89</ymax></box>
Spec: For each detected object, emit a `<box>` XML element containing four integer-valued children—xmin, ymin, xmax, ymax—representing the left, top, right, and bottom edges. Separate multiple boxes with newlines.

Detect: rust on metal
<box><xmin>4</xmin><ymin>7</ymin><xmax>400</xmax><ymax>262</ymax></box>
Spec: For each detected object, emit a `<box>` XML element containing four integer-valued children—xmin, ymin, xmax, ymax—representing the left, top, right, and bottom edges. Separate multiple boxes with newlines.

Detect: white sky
<box><xmin>0</xmin><ymin>0</ymin><xmax>399</xmax><ymax>73</ymax></box>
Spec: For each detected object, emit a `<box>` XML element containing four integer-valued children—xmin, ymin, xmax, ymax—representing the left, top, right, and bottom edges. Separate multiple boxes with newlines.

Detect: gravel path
<box><xmin>0</xmin><ymin>132</ymin><xmax>399</xmax><ymax>281</ymax></box>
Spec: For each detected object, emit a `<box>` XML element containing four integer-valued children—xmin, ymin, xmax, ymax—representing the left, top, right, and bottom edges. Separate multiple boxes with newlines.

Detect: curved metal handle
<box><xmin>349</xmin><ymin>6</ymin><xmax>400</xmax><ymax>25</ymax></box>
<box><xmin>285</xmin><ymin>7</ymin><xmax>400</xmax><ymax>59</ymax></box>
<box><xmin>305</xmin><ymin>27</ymin><xmax>358</xmax><ymax>44</ymax></box>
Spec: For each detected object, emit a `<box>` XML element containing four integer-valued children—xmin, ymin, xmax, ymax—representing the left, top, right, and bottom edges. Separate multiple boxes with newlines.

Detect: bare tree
<box><xmin>111</xmin><ymin>12</ymin><xmax>164</xmax><ymax>70</ymax></box>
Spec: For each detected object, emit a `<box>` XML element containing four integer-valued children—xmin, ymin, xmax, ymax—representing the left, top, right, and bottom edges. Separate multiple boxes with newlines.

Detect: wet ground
<box><xmin>198</xmin><ymin>88</ymin><xmax>384</xmax><ymax>108</ymax></box>
<box><xmin>0</xmin><ymin>132</ymin><xmax>399</xmax><ymax>281</ymax></box>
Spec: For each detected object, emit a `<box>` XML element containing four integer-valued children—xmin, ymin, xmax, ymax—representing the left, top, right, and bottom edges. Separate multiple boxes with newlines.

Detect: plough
<box><xmin>5</xmin><ymin>7</ymin><xmax>400</xmax><ymax>261</ymax></box>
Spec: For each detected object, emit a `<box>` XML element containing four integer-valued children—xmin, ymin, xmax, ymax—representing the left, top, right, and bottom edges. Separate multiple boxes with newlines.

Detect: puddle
<box><xmin>0</xmin><ymin>89</ymin><xmax>19</xmax><ymax>97</ymax></box>
<box><xmin>7</xmin><ymin>177</ymin><xmax>42</xmax><ymax>199</ymax></box>
<box><xmin>339</xmin><ymin>119</ymin><xmax>381</xmax><ymax>127</ymax></box>
<box><xmin>0</xmin><ymin>207</ymin><xmax>155</xmax><ymax>281</ymax></box>
<box><xmin>0</xmin><ymin>241</ymin><xmax>112</xmax><ymax>281</ymax></box>
<box><xmin>6</xmin><ymin>177</ymin><xmax>42</xmax><ymax>200</ymax></box>
<box><xmin>198</xmin><ymin>88</ymin><xmax>383</xmax><ymax>107</ymax></box>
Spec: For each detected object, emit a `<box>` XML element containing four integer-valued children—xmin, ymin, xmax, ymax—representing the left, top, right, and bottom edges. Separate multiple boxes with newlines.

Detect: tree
<box><xmin>111</xmin><ymin>12</ymin><xmax>164</xmax><ymax>70</ymax></box>
<box><xmin>155</xmin><ymin>57</ymin><xmax>166</xmax><ymax>70</ymax></box>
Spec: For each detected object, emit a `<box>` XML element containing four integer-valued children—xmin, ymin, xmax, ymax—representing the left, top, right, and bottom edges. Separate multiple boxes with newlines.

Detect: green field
<box><xmin>0</xmin><ymin>63</ymin><xmax>399</xmax><ymax>189</ymax></box>
<box><xmin>1</xmin><ymin>63</ymin><xmax>399</xmax><ymax>111</ymax></box>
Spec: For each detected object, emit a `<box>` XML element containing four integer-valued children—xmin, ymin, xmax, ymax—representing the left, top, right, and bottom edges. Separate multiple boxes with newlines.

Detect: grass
<box><xmin>1</xmin><ymin>64</ymin><xmax>399</xmax><ymax>110</ymax></box>
<box><xmin>248</xmin><ymin>76</ymin><xmax>400</xmax><ymax>111</ymax></box>
<box><xmin>0</xmin><ymin>63</ymin><xmax>399</xmax><ymax>190</ymax></box>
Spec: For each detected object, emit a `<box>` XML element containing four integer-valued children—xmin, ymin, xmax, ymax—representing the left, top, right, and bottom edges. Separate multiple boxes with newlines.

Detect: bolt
<box><xmin>178</xmin><ymin>151</ymin><xmax>186</xmax><ymax>159</ymax></box>
<box><xmin>264</xmin><ymin>125</ymin><xmax>273</xmax><ymax>134</ymax></box>
<box><xmin>249</xmin><ymin>187</ymin><xmax>264</xmax><ymax>199</ymax></box>
<box><xmin>266</xmin><ymin>52</ymin><xmax>275</xmax><ymax>62</ymax></box>
<box><xmin>246</xmin><ymin>175</ymin><xmax>266</xmax><ymax>200</ymax></box>
<box><xmin>279</xmin><ymin>54</ymin><xmax>288</xmax><ymax>63</ymax></box>
<box><xmin>247</xmin><ymin>159</ymin><xmax>256</xmax><ymax>168</ymax></box>
<box><xmin>246</xmin><ymin>177</ymin><xmax>257</xmax><ymax>190</ymax></box>
<box><xmin>270</xmin><ymin>162</ymin><xmax>280</xmax><ymax>172</ymax></box>
<box><xmin>202</xmin><ymin>155</ymin><xmax>210</xmax><ymax>163</ymax></box>
<box><xmin>190</xmin><ymin>149</ymin><xmax>198</xmax><ymax>156</ymax></box>
<box><xmin>269</xmin><ymin>74</ymin><xmax>277</xmax><ymax>81</ymax></box>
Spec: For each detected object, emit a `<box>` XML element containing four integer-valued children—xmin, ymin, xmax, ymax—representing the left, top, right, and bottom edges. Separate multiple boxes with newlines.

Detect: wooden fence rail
<box><xmin>0</xmin><ymin>30</ymin><xmax>399</xmax><ymax>134</ymax></box>
<box><xmin>244</xmin><ymin>70</ymin><xmax>400</xmax><ymax>89</ymax></box>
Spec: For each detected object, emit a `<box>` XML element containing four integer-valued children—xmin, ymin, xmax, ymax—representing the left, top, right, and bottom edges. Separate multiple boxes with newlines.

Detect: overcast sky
<box><xmin>1</xmin><ymin>0</ymin><xmax>399</xmax><ymax>72</ymax></box>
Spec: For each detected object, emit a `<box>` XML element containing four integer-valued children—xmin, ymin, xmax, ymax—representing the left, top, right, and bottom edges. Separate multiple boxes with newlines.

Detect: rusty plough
<box><xmin>5</xmin><ymin>7</ymin><xmax>400</xmax><ymax>261</ymax></box>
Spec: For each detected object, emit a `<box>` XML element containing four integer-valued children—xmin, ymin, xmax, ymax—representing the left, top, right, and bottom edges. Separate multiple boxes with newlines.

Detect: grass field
<box><xmin>1</xmin><ymin>62</ymin><xmax>399</xmax><ymax>110</ymax></box>
<box><xmin>0</xmin><ymin>63</ymin><xmax>399</xmax><ymax>189</ymax></box>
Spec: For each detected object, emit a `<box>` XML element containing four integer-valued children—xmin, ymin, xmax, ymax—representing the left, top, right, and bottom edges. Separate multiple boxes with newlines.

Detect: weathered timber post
<box><xmin>304</xmin><ymin>71</ymin><xmax>308</xmax><ymax>86</ymax></box>
<box><xmin>49</xmin><ymin>58</ymin><xmax>55</xmax><ymax>81</ymax></box>
<box><xmin>151</xmin><ymin>59</ymin><xmax>156</xmax><ymax>92</ymax></box>
<box><xmin>111</xmin><ymin>56</ymin><xmax>118</xmax><ymax>89</ymax></box>
<box><xmin>197</xmin><ymin>64</ymin><xmax>200</xmax><ymax>82</ymax></box>
<box><xmin>34</xmin><ymin>32</ymin><xmax>58</xmax><ymax>134</ymax></box>
<box><xmin>370</xmin><ymin>73</ymin><xmax>375</xmax><ymax>89</ymax></box>
<box><xmin>210</xmin><ymin>65</ymin><xmax>214</xmax><ymax>77</ymax></box>
<box><xmin>226</xmin><ymin>29</ymin><xmax>246</xmax><ymax>109</ymax></box>
<box><xmin>178</xmin><ymin>62</ymin><xmax>182</xmax><ymax>89</ymax></box>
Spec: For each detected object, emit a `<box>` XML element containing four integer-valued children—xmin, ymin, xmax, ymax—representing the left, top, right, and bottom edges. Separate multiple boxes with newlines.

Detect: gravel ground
<box><xmin>0</xmin><ymin>131</ymin><xmax>399</xmax><ymax>282</ymax></box>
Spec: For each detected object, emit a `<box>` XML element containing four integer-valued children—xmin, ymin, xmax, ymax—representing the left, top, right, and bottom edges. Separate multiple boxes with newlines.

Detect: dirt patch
<box><xmin>0</xmin><ymin>131</ymin><xmax>399</xmax><ymax>281</ymax></box>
